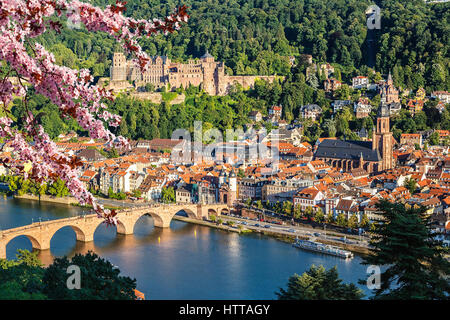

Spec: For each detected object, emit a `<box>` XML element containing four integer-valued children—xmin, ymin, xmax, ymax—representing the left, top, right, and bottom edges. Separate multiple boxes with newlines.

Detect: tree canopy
<box><xmin>360</xmin><ymin>200</ymin><xmax>450</xmax><ymax>300</ymax></box>
<box><xmin>276</xmin><ymin>265</ymin><xmax>364</xmax><ymax>300</ymax></box>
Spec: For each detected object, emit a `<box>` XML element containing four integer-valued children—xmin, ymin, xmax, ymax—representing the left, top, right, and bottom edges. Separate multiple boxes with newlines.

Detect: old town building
<box><xmin>314</xmin><ymin>104</ymin><xmax>393</xmax><ymax>173</ymax></box>
<box><xmin>379</xmin><ymin>72</ymin><xmax>400</xmax><ymax>104</ymax></box>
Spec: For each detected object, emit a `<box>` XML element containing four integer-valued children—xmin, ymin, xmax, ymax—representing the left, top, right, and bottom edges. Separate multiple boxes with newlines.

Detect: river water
<box><xmin>0</xmin><ymin>197</ymin><xmax>373</xmax><ymax>299</ymax></box>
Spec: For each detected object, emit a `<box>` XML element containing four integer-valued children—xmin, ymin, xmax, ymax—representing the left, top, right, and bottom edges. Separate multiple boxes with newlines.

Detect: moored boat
<box><xmin>293</xmin><ymin>238</ymin><xmax>354</xmax><ymax>259</ymax></box>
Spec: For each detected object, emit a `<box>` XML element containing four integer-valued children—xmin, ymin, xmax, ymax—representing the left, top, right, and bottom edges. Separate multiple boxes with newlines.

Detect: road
<box><xmin>220</xmin><ymin>214</ymin><xmax>370</xmax><ymax>249</ymax></box>
<box><xmin>240</xmin><ymin>204</ymin><xmax>370</xmax><ymax>239</ymax></box>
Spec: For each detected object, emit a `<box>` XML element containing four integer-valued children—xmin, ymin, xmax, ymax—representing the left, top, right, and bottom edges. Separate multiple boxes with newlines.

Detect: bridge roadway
<box><xmin>0</xmin><ymin>203</ymin><xmax>229</xmax><ymax>259</ymax></box>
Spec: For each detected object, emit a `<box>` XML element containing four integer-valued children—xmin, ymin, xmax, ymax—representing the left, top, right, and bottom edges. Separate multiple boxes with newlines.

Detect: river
<box><xmin>0</xmin><ymin>197</ymin><xmax>373</xmax><ymax>299</ymax></box>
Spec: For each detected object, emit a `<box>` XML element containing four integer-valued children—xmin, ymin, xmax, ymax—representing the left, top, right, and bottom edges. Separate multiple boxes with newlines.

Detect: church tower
<box><xmin>372</xmin><ymin>104</ymin><xmax>393</xmax><ymax>171</ymax></box>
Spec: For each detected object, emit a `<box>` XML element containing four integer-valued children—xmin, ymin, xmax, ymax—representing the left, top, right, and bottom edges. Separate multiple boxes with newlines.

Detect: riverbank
<box><xmin>14</xmin><ymin>194</ymin><xmax>79</xmax><ymax>205</ymax></box>
<box><xmin>173</xmin><ymin>215</ymin><xmax>371</xmax><ymax>255</ymax></box>
<box><xmin>172</xmin><ymin>215</ymin><xmax>242</xmax><ymax>233</ymax></box>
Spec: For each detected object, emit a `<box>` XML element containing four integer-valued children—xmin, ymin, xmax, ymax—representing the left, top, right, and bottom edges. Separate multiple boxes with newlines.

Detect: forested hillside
<box><xmin>8</xmin><ymin>0</ymin><xmax>449</xmax><ymax>144</ymax></box>
<box><xmin>36</xmin><ymin>0</ymin><xmax>449</xmax><ymax>91</ymax></box>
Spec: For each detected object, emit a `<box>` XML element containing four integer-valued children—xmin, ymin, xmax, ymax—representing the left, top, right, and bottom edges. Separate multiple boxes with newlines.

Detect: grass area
<box><xmin>161</xmin><ymin>92</ymin><xmax>178</xmax><ymax>103</ymax></box>
<box><xmin>71</xmin><ymin>203</ymin><xmax>121</xmax><ymax>211</ymax></box>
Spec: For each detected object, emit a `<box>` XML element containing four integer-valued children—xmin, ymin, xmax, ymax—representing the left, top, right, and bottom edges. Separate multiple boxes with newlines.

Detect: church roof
<box><xmin>315</xmin><ymin>139</ymin><xmax>381</xmax><ymax>162</ymax></box>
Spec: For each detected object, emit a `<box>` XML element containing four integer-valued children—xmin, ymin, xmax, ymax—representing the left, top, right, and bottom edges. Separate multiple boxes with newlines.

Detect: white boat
<box><xmin>293</xmin><ymin>238</ymin><xmax>354</xmax><ymax>259</ymax></box>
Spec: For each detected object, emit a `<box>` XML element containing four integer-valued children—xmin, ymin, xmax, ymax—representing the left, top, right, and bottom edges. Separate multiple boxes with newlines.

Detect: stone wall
<box><xmin>130</xmin><ymin>92</ymin><xmax>186</xmax><ymax>104</ymax></box>
<box><xmin>223</xmin><ymin>75</ymin><xmax>282</xmax><ymax>90</ymax></box>
<box><xmin>14</xmin><ymin>194</ymin><xmax>79</xmax><ymax>205</ymax></box>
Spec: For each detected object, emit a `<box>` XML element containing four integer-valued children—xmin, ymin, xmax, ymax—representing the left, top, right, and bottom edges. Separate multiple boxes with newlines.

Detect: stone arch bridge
<box><xmin>0</xmin><ymin>203</ymin><xmax>229</xmax><ymax>259</ymax></box>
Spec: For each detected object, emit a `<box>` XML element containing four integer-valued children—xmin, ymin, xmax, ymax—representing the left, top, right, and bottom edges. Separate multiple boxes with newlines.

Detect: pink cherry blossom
<box><xmin>0</xmin><ymin>0</ymin><xmax>189</xmax><ymax>225</ymax></box>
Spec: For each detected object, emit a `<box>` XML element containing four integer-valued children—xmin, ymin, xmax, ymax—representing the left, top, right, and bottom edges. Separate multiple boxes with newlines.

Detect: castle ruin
<box><xmin>109</xmin><ymin>51</ymin><xmax>281</xmax><ymax>96</ymax></box>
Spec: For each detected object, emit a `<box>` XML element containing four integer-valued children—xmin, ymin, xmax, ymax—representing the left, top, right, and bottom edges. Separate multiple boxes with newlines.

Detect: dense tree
<box><xmin>42</xmin><ymin>252</ymin><xmax>137</xmax><ymax>300</ymax></box>
<box><xmin>161</xmin><ymin>186</ymin><xmax>176</xmax><ymax>204</ymax></box>
<box><xmin>360</xmin><ymin>200</ymin><xmax>450</xmax><ymax>300</ymax></box>
<box><xmin>348</xmin><ymin>215</ymin><xmax>359</xmax><ymax>229</ymax></box>
<box><xmin>314</xmin><ymin>208</ymin><xmax>325</xmax><ymax>224</ymax></box>
<box><xmin>404</xmin><ymin>178</ymin><xmax>417</xmax><ymax>195</ymax></box>
<box><xmin>31</xmin><ymin>0</ymin><xmax>448</xmax><ymax>92</ymax></box>
<box><xmin>276</xmin><ymin>265</ymin><xmax>364</xmax><ymax>300</ymax></box>
<box><xmin>359</xmin><ymin>214</ymin><xmax>370</xmax><ymax>230</ymax></box>
<box><xmin>336</xmin><ymin>213</ymin><xmax>347</xmax><ymax>228</ymax></box>
<box><xmin>0</xmin><ymin>250</ymin><xmax>46</xmax><ymax>300</ymax></box>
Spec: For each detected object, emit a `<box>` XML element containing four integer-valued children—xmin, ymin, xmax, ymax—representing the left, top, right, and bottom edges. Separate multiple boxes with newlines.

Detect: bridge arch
<box><xmin>5</xmin><ymin>233</ymin><xmax>43</xmax><ymax>252</ymax></box>
<box><xmin>0</xmin><ymin>204</ymin><xmax>231</xmax><ymax>259</ymax></box>
<box><xmin>173</xmin><ymin>208</ymin><xmax>197</xmax><ymax>219</ymax></box>
<box><xmin>115</xmin><ymin>219</ymin><xmax>131</xmax><ymax>235</ymax></box>
<box><xmin>208</xmin><ymin>208</ymin><xmax>218</xmax><ymax>215</ymax></box>
<box><xmin>49</xmin><ymin>225</ymin><xmax>89</xmax><ymax>243</ymax></box>
<box><xmin>115</xmin><ymin>210</ymin><xmax>169</xmax><ymax>235</ymax></box>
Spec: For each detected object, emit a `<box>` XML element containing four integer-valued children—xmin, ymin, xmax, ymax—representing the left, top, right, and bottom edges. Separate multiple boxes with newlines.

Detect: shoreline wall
<box><xmin>14</xmin><ymin>194</ymin><xmax>79</xmax><ymax>205</ymax></box>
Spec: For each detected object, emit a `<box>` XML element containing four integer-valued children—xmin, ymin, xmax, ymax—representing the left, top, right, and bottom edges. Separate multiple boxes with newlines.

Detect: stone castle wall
<box><xmin>108</xmin><ymin>52</ymin><xmax>283</xmax><ymax>96</ymax></box>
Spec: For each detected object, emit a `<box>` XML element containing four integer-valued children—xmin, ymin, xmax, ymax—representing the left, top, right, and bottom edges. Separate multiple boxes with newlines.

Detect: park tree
<box><xmin>276</xmin><ymin>265</ymin><xmax>364</xmax><ymax>300</ymax></box>
<box><xmin>132</xmin><ymin>189</ymin><xmax>142</xmax><ymax>198</ymax></box>
<box><xmin>326</xmin><ymin>212</ymin><xmax>335</xmax><ymax>224</ymax></box>
<box><xmin>0</xmin><ymin>1</ymin><xmax>189</xmax><ymax>225</ymax></box>
<box><xmin>293</xmin><ymin>205</ymin><xmax>302</xmax><ymax>220</ymax></box>
<box><xmin>47</xmin><ymin>178</ymin><xmax>69</xmax><ymax>197</ymax></box>
<box><xmin>404</xmin><ymin>179</ymin><xmax>417</xmax><ymax>195</ymax></box>
<box><xmin>336</xmin><ymin>213</ymin><xmax>347</xmax><ymax>228</ymax></box>
<box><xmin>428</xmin><ymin>131</ymin><xmax>440</xmax><ymax>146</ymax></box>
<box><xmin>314</xmin><ymin>208</ymin><xmax>325</xmax><ymax>224</ymax></box>
<box><xmin>304</xmin><ymin>206</ymin><xmax>314</xmax><ymax>220</ymax></box>
<box><xmin>348</xmin><ymin>215</ymin><xmax>359</xmax><ymax>229</ymax></box>
<box><xmin>323</xmin><ymin>119</ymin><xmax>337</xmax><ymax>138</ymax></box>
<box><xmin>282</xmin><ymin>201</ymin><xmax>293</xmax><ymax>216</ymax></box>
<box><xmin>161</xmin><ymin>187</ymin><xmax>176</xmax><ymax>204</ymax></box>
<box><xmin>359</xmin><ymin>214</ymin><xmax>370</xmax><ymax>229</ymax></box>
<box><xmin>360</xmin><ymin>200</ymin><xmax>450</xmax><ymax>299</ymax></box>
<box><xmin>256</xmin><ymin>200</ymin><xmax>264</xmax><ymax>210</ymax></box>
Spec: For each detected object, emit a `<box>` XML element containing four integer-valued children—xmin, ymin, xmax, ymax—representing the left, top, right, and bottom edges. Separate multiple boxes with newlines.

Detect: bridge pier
<box><xmin>0</xmin><ymin>243</ymin><xmax>6</xmax><ymax>260</ymax></box>
<box><xmin>34</xmin><ymin>236</ymin><xmax>50</xmax><ymax>251</ymax></box>
<box><xmin>77</xmin><ymin>233</ymin><xmax>94</xmax><ymax>243</ymax></box>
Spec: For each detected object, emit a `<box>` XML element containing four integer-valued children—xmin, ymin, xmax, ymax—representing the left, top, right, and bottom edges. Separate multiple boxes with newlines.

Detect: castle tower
<box><xmin>201</xmin><ymin>50</ymin><xmax>217</xmax><ymax>95</ymax></box>
<box><xmin>111</xmin><ymin>52</ymin><xmax>127</xmax><ymax>81</ymax></box>
<box><xmin>372</xmin><ymin>104</ymin><xmax>393</xmax><ymax>171</ymax></box>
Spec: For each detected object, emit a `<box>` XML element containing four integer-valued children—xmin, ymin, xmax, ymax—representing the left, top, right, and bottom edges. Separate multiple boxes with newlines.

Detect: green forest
<box><xmin>10</xmin><ymin>70</ymin><xmax>450</xmax><ymax>145</ymax></box>
<box><xmin>36</xmin><ymin>0</ymin><xmax>449</xmax><ymax>91</ymax></box>
<box><xmin>6</xmin><ymin>0</ymin><xmax>449</xmax><ymax>144</ymax></box>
